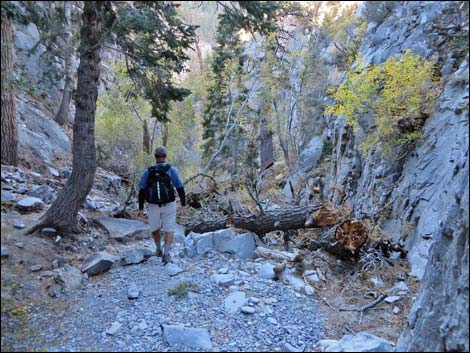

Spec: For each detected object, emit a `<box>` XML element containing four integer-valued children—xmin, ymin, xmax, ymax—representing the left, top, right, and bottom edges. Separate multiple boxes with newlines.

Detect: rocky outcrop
<box><xmin>397</xmin><ymin>177</ymin><xmax>469</xmax><ymax>352</ymax></box>
<box><xmin>296</xmin><ymin>2</ymin><xmax>469</xmax><ymax>350</ymax></box>
<box><xmin>322</xmin><ymin>2</ymin><xmax>469</xmax><ymax>279</ymax></box>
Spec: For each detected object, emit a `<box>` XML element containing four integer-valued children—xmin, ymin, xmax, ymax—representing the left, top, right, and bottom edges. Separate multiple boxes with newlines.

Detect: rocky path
<box><xmin>2</xmin><ymin>239</ymin><xmax>324</xmax><ymax>352</ymax></box>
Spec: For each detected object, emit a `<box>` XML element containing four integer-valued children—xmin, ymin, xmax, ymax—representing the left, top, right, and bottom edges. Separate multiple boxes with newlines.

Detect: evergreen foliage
<box><xmin>111</xmin><ymin>2</ymin><xmax>197</xmax><ymax>122</ymax></box>
<box><xmin>201</xmin><ymin>1</ymin><xmax>280</xmax><ymax>164</ymax></box>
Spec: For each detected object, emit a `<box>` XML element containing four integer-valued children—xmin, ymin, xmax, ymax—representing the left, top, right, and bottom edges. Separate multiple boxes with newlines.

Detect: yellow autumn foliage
<box><xmin>325</xmin><ymin>50</ymin><xmax>441</xmax><ymax>154</ymax></box>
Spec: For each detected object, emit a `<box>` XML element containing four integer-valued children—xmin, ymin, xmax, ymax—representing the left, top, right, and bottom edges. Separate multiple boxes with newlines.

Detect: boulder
<box><xmin>54</xmin><ymin>264</ymin><xmax>83</xmax><ymax>292</ymax></box>
<box><xmin>224</xmin><ymin>291</ymin><xmax>247</xmax><ymax>314</ymax></box>
<box><xmin>16</xmin><ymin>197</ymin><xmax>44</xmax><ymax>211</ymax></box>
<box><xmin>81</xmin><ymin>251</ymin><xmax>119</xmax><ymax>276</ymax></box>
<box><xmin>256</xmin><ymin>262</ymin><xmax>276</xmax><ymax>279</ymax></box>
<box><xmin>162</xmin><ymin>325</ymin><xmax>212</xmax><ymax>350</ymax></box>
<box><xmin>339</xmin><ymin>331</ymin><xmax>394</xmax><ymax>352</ymax></box>
<box><xmin>96</xmin><ymin>217</ymin><xmax>149</xmax><ymax>241</ymax></box>
<box><xmin>121</xmin><ymin>248</ymin><xmax>153</xmax><ymax>266</ymax></box>
<box><xmin>1</xmin><ymin>190</ymin><xmax>16</xmax><ymax>202</ymax></box>
<box><xmin>27</xmin><ymin>185</ymin><xmax>55</xmax><ymax>204</ymax></box>
<box><xmin>184</xmin><ymin>229</ymin><xmax>257</xmax><ymax>259</ymax></box>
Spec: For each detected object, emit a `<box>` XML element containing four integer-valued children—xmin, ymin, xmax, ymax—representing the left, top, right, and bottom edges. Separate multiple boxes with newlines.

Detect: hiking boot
<box><xmin>155</xmin><ymin>249</ymin><xmax>163</xmax><ymax>257</ymax></box>
<box><xmin>162</xmin><ymin>253</ymin><xmax>172</xmax><ymax>265</ymax></box>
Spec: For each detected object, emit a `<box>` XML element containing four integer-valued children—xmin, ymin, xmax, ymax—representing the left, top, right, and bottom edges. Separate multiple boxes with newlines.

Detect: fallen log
<box><xmin>255</xmin><ymin>246</ymin><xmax>297</xmax><ymax>262</ymax></box>
<box><xmin>184</xmin><ymin>204</ymin><xmax>324</xmax><ymax>235</ymax></box>
<box><xmin>184</xmin><ymin>204</ymin><xmax>368</xmax><ymax>259</ymax></box>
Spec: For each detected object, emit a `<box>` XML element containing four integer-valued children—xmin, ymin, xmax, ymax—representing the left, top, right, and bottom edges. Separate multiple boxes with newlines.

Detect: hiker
<box><xmin>138</xmin><ymin>147</ymin><xmax>186</xmax><ymax>264</ymax></box>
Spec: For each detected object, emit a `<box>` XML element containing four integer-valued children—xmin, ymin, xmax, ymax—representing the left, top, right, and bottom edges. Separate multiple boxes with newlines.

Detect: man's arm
<box><xmin>169</xmin><ymin>167</ymin><xmax>186</xmax><ymax>206</ymax></box>
<box><xmin>138</xmin><ymin>169</ymin><xmax>149</xmax><ymax>211</ymax></box>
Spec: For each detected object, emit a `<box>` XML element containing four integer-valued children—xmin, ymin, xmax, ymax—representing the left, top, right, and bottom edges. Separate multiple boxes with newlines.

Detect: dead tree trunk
<box><xmin>54</xmin><ymin>0</ymin><xmax>73</xmax><ymax>126</ymax></box>
<box><xmin>185</xmin><ymin>204</ymin><xmax>324</xmax><ymax>235</ymax></box>
<box><xmin>1</xmin><ymin>13</ymin><xmax>17</xmax><ymax>166</ymax></box>
<box><xmin>185</xmin><ymin>204</ymin><xmax>368</xmax><ymax>258</ymax></box>
<box><xmin>28</xmin><ymin>1</ymin><xmax>104</xmax><ymax>234</ymax></box>
<box><xmin>143</xmin><ymin>119</ymin><xmax>150</xmax><ymax>154</ymax></box>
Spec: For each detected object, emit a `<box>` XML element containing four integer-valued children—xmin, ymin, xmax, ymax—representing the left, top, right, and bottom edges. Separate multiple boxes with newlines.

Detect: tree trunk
<box><xmin>54</xmin><ymin>1</ymin><xmax>73</xmax><ymax>126</ymax></box>
<box><xmin>195</xmin><ymin>33</ymin><xmax>204</xmax><ymax>73</ymax></box>
<box><xmin>260</xmin><ymin>116</ymin><xmax>274</xmax><ymax>170</ymax></box>
<box><xmin>28</xmin><ymin>1</ymin><xmax>104</xmax><ymax>234</ymax></box>
<box><xmin>143</xmin><ymin>119</ymin><xmax>150</xmax><ymax>154</ymax></box>
<box><xmin>185</xmin><ymin>204</ymin><xmax>324</xmax><ymax>235</ymax></box>
<box><xmin>1</xmin><ymin>14</ymin><xmax>17</xmax><ymax>166</ymax></box>
<box><xmin>162</xmin><ymin>122</ymin><xmax>169</xmax><ymax>148</ymax></box>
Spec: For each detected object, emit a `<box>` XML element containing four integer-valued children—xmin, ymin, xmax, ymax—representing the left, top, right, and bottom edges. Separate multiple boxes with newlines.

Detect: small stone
<box><xmin>127</xmin><ymin>284</ymin><xmax>141</xmax><ymax>299</ymax></box>
<box><xmin>41</xmin><ymin>227</ymin><xmax>57</xmax><ymax>235</ymax></box>
<box><xmin>241</xmin><ymin>306</ymin><xmax>255</xmax><ymax>314</ymax></box>
<box><xmin>249</xmin><ymin>297</ymin><xmax>260</xmax><ymax>305</ymax></box>
<box><xmin>1</xmin><ymin>246</ymin><xmax>8</xmax><ymax>258</ymax></box>
<box><xmin>387</xmin><ymin>281</ymin><xmax>409</xmax><ymax>293</ymax></box>
<box><xmin>138</xmin><ymin>320</ymin><xmax>148</xmax><ymax>330</ymax></box>
<box><xmin>282</xmin><ymin>342</ymin><xmax>305</xmax><ymax>352</ymax></box>
<box><xmin>106</xmin><ymin>321</ymin><xmax>122</xmax><ymax>335</ymax></box>
<box><xmin>384</xmin><ymin>296</ymin><xmax>401</xmax><ymax>303</ymax></box>
<box><xmin>267</xmin><ymin>317</ymin><xmax>278</xmax><ymax>325</ymax></box>
<box><xmin>47</xmin><ymin>284</ymin><xmax>62</xmax><ymax>297</ymax></box>
<box><xmin>218</xmin><ymin>267</ymin><xmax>229</xmax><ymax>274</ymax></box>
<box><xmin>52</xmin><ymin>259</ymin><xmax>60</xmax><ymax>268</ymax></box>
<box><xmin>55</xmin><ymin>235</ymin><xmax>61</xmax><ymax>243</ymax></box>
<box><xmin>30</xmin><ymin>265</ymin><xmax>43</xmax><ymax>272</ymax></box>
<box><xmin>15</xmin><ymin>242</ymin><xmax>24</xmax><ymax>248</ymax></box>
<box><xmin>40</xmin><ymin>271</ymin><xmax>55</xmax><ymax>277</ymax></box>
<box><xmin>165</xmin><ymin>263</ymin><xmax>184</xmax><ymax>277</ymax></box>
<box><xmin>47</xmin><ymin>167</ymin><xmax>60</xmax><ymax>177</ymax></box>
<box><xmin>12</xmin><ymin>220</ymin><xmax>25</xmax><ymax>229</ymax></box>
<box><xmin>392</xmin><ymin>306</ymin><xmax>401</xmax><ymax>315</ymax></box>
<box><xmin>229</xmin><ymin>285</ymin><xmax>239</xmax><ymax>292</ymax></box>
<box><xmin>224</xmin><ymin>291</ymin><xmax>247</xmax><ymax>314</ymax></box>
<box><xmin>210</xmin><ymin>273</ymin><xmax>235</xmax><ymax>287</ymax></box>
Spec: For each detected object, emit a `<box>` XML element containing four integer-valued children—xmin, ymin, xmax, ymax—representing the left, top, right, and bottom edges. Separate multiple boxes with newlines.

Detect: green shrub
<box><xmin>167</xmin><ymin>281</ymin><xmax>200</xmax><ymax>299</ymax></box>
<box><xmin>325</xmin><ymin>50</ymin><xmax>441</xmax><ymax>154</ymax></box>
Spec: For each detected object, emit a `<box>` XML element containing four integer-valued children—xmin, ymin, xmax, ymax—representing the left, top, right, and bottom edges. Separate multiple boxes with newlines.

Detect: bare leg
<box><xmin>162</xmin><ymin>231</ymin><xmax>174</xmax><ymax>263</ymax></box>
<box><xmin>152</xmin><ymin>229</ymin><xmax>162</xmax><ymax>256</ymax></box>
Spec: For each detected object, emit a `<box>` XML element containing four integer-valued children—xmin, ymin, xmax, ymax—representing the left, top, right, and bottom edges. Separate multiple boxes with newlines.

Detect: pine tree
<box><xmin>202</xmin><ymin>1</ymin><xmax>280</xmax><ymax>166</ymax></box>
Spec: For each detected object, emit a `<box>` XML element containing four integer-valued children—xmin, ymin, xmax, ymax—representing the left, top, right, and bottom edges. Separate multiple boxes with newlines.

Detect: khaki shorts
<box><xmin>148</xmin><ymin>202</ymin><xmax>177</xmax><ymax>232</ymax></box>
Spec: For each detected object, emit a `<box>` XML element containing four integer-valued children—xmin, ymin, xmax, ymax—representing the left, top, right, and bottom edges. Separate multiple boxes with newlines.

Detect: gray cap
<box><xmin>154</xmin><ymin>146</ymin><xmax>167</xmax><ymax>158</ymax></box>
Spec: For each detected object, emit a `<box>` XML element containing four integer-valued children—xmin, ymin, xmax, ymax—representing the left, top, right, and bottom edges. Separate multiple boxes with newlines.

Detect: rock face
<box><xmin>96</xmin><ymin>217</ymin><xmax>149</xmax><ymax>241</ymax></box>
<box><xmin>162</xmin><ymin>325</ymin><xmax>212</xmax><ymax>350</ymax></box>
<box><xmin>81</xmin><ymin>252</ymin><xmax>119</xmax><ymax>276</ymax></box>
<box><xmin>184</xmin><ymin>229</ymin><xmax>258</xmax><ymax>259</ymax></box>
<box><xmin>321</xmin><ymin>2</ymin><xmax>469</xmax><ymax>280</ymax></box>
<box><xmin>397</xmin><ymin>180</ymin><xmax>469</xmax><ymax>352</ymax></box>
<box><xmin>295</xmin><ymin>2</ymin><xmax>469</xmax><ymax>350</ymax></box>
